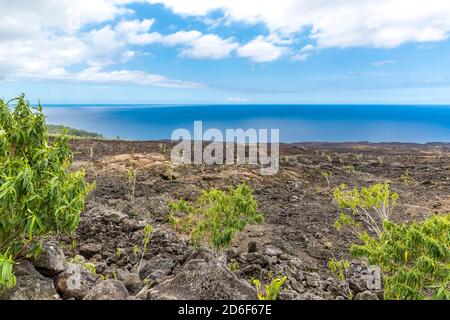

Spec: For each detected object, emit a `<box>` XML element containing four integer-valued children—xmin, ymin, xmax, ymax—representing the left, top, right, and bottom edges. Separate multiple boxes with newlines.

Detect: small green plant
<box><xmin>71</xmin><ymin>240</ymin><xmax>77</xmax><ymax>251</ymax></box>
<box><xmin>333</xmin><ymin>182</ymin><xmax>398</xmax><ymax>237</ymax></box>
<box><xmin>68</xmin><ymin>255</ymin><xmax>97</xmax><ymax>274</ymax></box>
<box><xmin>321</xmin><ymin>170</ymin><xmax>332</xmax><ymax>188</ymax></box>
<box><xmin>169</xmin><ymin>183</ymin><xmax>264</xmax><ymax>251</ymax></box>
<box><xmin>252</xmin><ymin>276</ymin><xmax>287</xmax><ymax>300</ymax></box>
<box><xmin>344</xmin><ymin>164</ymin><xmax>355</xmax><ymax>174</ymax></box>
<box><xmin>138</xmin><ymin>224</ymin><xmax>154</xmax><ymax>270</ymax></box>
<box><xmin>377</xmin><ymin>156</ymin><xmax>384</xmax><ymax>167</ymax></box>
<box><xmin>401</xmin><ymin>169</ymin><xmax>411</xmax><ymax>187</ymax></box>
<box><xmin>322</xmin><ymin>153</ymin><xmax>332</xmax><ymax>164</ymax></box>
<box><xmin>329</xmin><ymin>258</ymin><xmax>350</xmax><ymax>282</ymax></box>
<box><xmin>142</xmin><ymin>224</ymin><xmax>154</xmax><ymax>255</ymax></box>
<box><xmin>228</xmin><ymin>259</ymin><xmax>239</xmax><ymax>272</ymax></box>
<box><xmin>0</xmin><ymin>95</ymin><xmax>93</xmax><ymax>289</ymax></box>
<box><xmin>115</xmin><ymin>247</ymin><xmax>122</xmax><ymax>259</ymax></box>
<box><xmin>127</xmin><ymin>169</ymin><xmax>137</xmax><ymax>198</ymax></box>
<box><xmin>350</xmin><ymin>214</ymin><xmax>450</xmax><ymax>300</ymax></box>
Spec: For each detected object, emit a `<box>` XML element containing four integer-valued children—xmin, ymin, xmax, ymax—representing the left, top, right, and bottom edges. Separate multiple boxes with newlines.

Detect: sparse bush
<box><xmin>321</xmin><ymin>170</ymin><xmax>332</xmax><ymax>188</ymax></box>
<box><xmin>344</xmin><ymin>164</ymin><xmax>355</xmax><ymax>174</ymax></box>
<box><xmin>329</xmin><ymin>258</ymin><xmax>350</xmax><ymax>282</ymax></box>
<box><xmin>138</xmin><ymin>224</ymin><xmax>154</xmax><ymax>270</ymax></box>
<box><xmin>377</xmin><ymin>156</ymin><xmax>384</xmax><ymax>167</ymax></box>
<box><xmin>351</xmin><ymin>214</ymin><xmax>450</xmax><ymax>300</ymax></box>
<box><xmin>169</xmin><ymin>183</ymin><xmax>264</xmax><ymax>250</ymax></box>
<box><xmin>333</xmin><ymin>182</ymin><xmax>398</xmax><ymax>237</ymax></box>
<box><xmin>401</xmin><ymin>169</ymin><xmax>411</xmax><ymax>187</ymax></box>
<box><xmin>127</xmin><ymin>169</ymin><xmax>137</xmax><ymax>198</ymax></box>
<box><xmin>0</xmin><ymin>95</ymin><xmax>93</xmax><ymax>289</ymax></box>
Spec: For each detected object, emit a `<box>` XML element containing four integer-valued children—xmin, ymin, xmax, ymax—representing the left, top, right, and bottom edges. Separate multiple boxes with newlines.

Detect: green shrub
<box><xmin>0</xmin><ymin>95</ymin><xmax>94</xmax><ymax>289</ymax></box>
<box><xmin>169</xmin><ymin>183</ymin><xmax>264</xmax><ymax>250</ymax></box>
<box><xmin>351</xmin><ymin>214</ymin><xmax>450</xmax><ymax>300</ymax></box>
<box><xmin>333</xmin><ymin>182</ymin><xmax>398</xmax><ymax>237</ymax></box>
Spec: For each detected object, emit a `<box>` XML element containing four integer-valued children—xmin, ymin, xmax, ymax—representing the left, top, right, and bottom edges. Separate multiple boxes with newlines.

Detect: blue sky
<box><xmin>1</xmin><ymin>0</ymin><xmax>450</xmax><ymax>104</ymax></box>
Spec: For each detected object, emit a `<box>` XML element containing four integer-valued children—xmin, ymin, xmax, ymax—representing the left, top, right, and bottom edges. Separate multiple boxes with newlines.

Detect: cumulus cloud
<box><xmin>2</xmin><ymin>0</ymin><xmax>450</xmax><ymax>86</ymax></box>
<box><xmin>0</xmin><ymin>0</ymin><xmax>200</xmax><ymax>88</ymax></box>
<box><xmin>157</xmin><ymin>31</ymin><xmax>239</xmax><ymax>59</ymax></box>
<box><xmin>237</xmin><ymin>36</ymin><xmax>287</xmax><ymax>62</ymax></box>
<box><xmin>147</xmin><ymin>0</ymin><xmax>450</xmax><ymax>48</ymax></box>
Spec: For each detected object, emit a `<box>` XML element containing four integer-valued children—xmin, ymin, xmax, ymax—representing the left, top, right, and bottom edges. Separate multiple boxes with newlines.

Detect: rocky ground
<box><xmin>2</xmin><ymin>140</ymin><xmax>449</xmax><ymax>300</ymax></box>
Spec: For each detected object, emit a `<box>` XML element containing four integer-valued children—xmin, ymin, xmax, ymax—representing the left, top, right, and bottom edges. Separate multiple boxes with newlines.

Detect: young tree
<box><xmin>333</xmin><ymin>182</ymin><xmax>398</xmax><ymax>237</ymax></box>
<box><xmin>0</xmin><ymin>95</ymin><xmax>94</xmax><ymax>289</ymax></box>
<box><xmin>169</xmin><ymin>183</ymin><xmax>264</xmax><ymax>250</ymax></box>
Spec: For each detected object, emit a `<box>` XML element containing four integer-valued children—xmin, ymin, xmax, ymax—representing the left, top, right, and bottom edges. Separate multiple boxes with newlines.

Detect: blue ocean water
<box><xmin>42</xmin><ymin>104</ymin><xmax>450</xmax><ymax>143</ymax></box>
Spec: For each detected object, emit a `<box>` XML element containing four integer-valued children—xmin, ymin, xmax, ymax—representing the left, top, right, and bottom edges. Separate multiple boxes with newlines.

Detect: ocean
<box><xmin>42</xmin><ymin>104</ymin><xmax>450</xmax><ymax>143</ymax></box>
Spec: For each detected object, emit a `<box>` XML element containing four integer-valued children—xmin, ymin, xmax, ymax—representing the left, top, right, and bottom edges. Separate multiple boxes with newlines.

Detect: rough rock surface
<box><xmin>1</xmin><ymin>261</ymin><xmax>59</xmax><ymax>300</ymax></box>
<box><xmin>117</xmin><ymin>269</ymin><xmax>143</xmax><ymax>295</ymax></box>
<box><xmin>4</xmin><ymin>141</ymin><xmax>445</xmax><ymax>300</ymax></box>
<box><xmin>83</xmin><ymin>280</ymin><xmax>130</xmax><ymax>300</ymax></box>
<box><xmin>138</xmin><ymin>254</ymin><xmax>175</xmax><ymax>281</ymax></box>
<box><xmin>147</xmin><ymin>249</ymin><xmax>257</xmax><ymax>300</ymax></box>
<box><xmin>31</xmin><ymin>242</ymin><xmax>66</xmax><ymax>276</ymax></box>
<box><xmin>56</xmin><ymin>263</ymin><xmax>99</xmax><ymax>299</ymax></box>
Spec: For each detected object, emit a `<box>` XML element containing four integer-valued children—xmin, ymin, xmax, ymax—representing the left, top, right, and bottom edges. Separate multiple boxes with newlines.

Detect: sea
<box><xmin>42</xmin><ymin>104</ymin><xmax>450</xmax><ymax>143</ymax></box>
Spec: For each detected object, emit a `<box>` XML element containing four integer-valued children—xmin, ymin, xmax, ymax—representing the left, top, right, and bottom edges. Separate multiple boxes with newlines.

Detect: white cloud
<box><xmin>161</xmin><ymin>30</ymin><xmax>203</xmax><ymax>45</ymax></box>
<box><xmin>157</xmin><ymin>31</ymin><xmax>239</xmax><ymax>59</ymax></box>
<box><xmin>292</xmin><ymin>44</ymin><xmax>315</xmax><ymax>61</ymax></box>
<box><xmin>179</xmin><ymin>34</ymin><xmax>238</xmax><ymax>59</ymax></box>
<box><xmin>73</xmin><ymin>67</ymin><xmax>202</xmax><ymax>88</ymax></box>
<box><xmin>2</xmin><ymin>0</ymin><xmax>450</xmax><ymax>85</ymax></box>
<box><xmin>0</xmin><ymin>1</ymin><xmax>201</xmax><ymax>88</ymax></box>
<box><xmin>371</xmin><ymin>60</ymin><xmax>397</xmax><ymax>66</ymax></box>
<box><xmin>227</xmin><ymin>96</ymin><xmax>249</xmax><ymax>102</ymax></box>
<box><xmin>147</xmin><ymin>0</ymin><xmax>450</xmax><ymax>48</ymax></box>
<box><xmin>121</xmin><ymin>50</ymin><xmax>137</xmax><ymax>62</ymax></box>
<box><xmin>237</xmin><ymin>36</ymin><xmax>286</xmax><ymax>62</ymax></box>
<box><xmin>115</xmin><ymin>19</ymin><xmax>161</xmax><ymax>45</ymax></box>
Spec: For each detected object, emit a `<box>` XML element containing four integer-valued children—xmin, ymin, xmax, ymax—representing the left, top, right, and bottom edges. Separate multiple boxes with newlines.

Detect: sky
<box><xmin>1</xmin><ymin>0</ymin><xmax>450</xmax><ymax>104</ymax></box>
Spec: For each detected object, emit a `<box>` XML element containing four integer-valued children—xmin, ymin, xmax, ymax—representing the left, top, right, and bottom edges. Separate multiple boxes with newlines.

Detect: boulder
<box><xmin>304</xmin><ymin>272</ymin><xmax>321</xmax><ymax>288</ymax></box>
<box><xmin>79</xmin><ymin>243</ymin><xmax>103</xmax><ymax>258</ymax></box>
<box><xmin>83</xmin><ymin>280</ymin><xmax>130</xmax><ymax>300</ymax></box>
<box><xmin>55</xmin><ymin>263</ymin><xmax>99</xmax><ymax>300</ymax></box>
<box><xmin>148</xmin><ymin>250</ymin><xmax>257</xmax><ymax>300</ymax></box>
<box><xmin>31</xmin><ymin>242</ymin><xmax>66</xmax><ymax>276</ymax></box>
<box><xmin>244</xmin><ymin>252</ymin><xmax>269</xmax><ymax>267</ymax></box>
<box><xmin>247</xmin><ymin>241</ymin><xmax>262</xmax><ymax>253</ymax></box>
<box><xmin>1</xmin><ymin>261</ymin><xmax>59</xmax><ymax>300</ymax></box>
<box><xmin>117</xmin><ymin>269</ymin><xmax>143</xmax><ymax>295</ymax></box>
<box><xmin>265</xmin><ymin>245</ymin><xmax>283</xmax><ymax>257</ymax></box>
<box><xmin>355</xmin><ymin>290</ymin><xmax>379</xmax><ymax>300</ymax></box>
<box><xmin>103</xmin><ymin>209</ymin><xmax>127</xmax><ymax>224</ymax></box>
<box><xmin>138</xmin><ymin>255</ymin><xmax>175</xmax><ymax>281</ymax></box>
